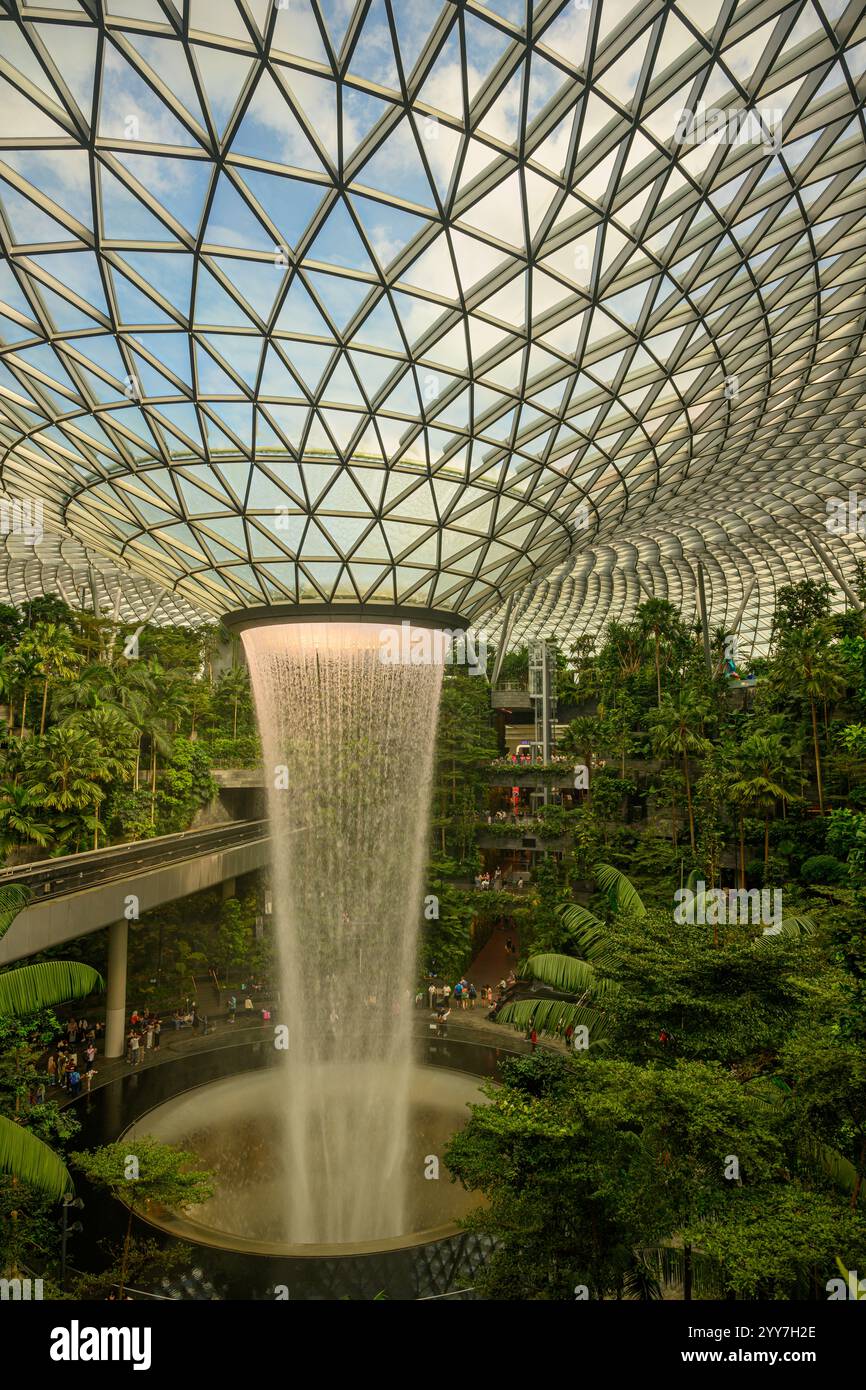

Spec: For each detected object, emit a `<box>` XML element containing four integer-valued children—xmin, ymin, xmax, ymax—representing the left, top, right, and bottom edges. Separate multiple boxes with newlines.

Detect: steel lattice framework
<box><xmin>0</xmin><ymin>0</ymin><xmax>865</xmax><ymax>651</ymax></box>
<box><xmin>0</xmin><ymin>527</ymin><xmax>205</xmax><ymax>624</ymax></box>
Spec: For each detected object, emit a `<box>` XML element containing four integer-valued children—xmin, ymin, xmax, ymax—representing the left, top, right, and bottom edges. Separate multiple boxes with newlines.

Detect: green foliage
<box><xmin>216</xmin><ymin>895</ymin><xmax>257</xmax><ymax>978</ymax></box>
<box><xmin>71</xmin><ymin>1137</ymin><xmax>214</xmax><ymax>1212</ymax></box>
<box><xmin>0</xmin><ymin>1116</ymin><xmax>73</xmax><ymax>1198</ymax></box>
<box><xmin>445</xmin><ymin>1053</ymin><xmax>791</xmax><ymax>1300</ymax></box>
<box><xmin>200</xmin><ymin>733</ymin><xmax>261</xmax><ymax>768</ymax></box>
<box><xmin>433</xmin><ymin>674</ymin><xmax>497</xmax><ymax>865</ymax></box>
<box><xmin>156</xmin><ymin>741</ymin><xmax>216</xmax><ymax>833</ymax></box>
<box><xmin>826</xmin><ymin>808</ymin><xmax>865</xmax><ymax>862</ymax></box>
<box><xmin>799</xmin><ymin>854</ymin><xmax>846</xmax><ymax>885</ymax></box>
<box><xmin>71</xmin><ymin>1138</ymin><xmax>215</xmax><ymax>1297</ymax></box>
<box><xmin>420</xmin><ymin>860</ymin><xmax>475</xmax><ymax>980</ymax></box>
<box><xmin>773</xmin><ymin>580</ymin><xmax>832</xmax><ymax>633</ymax></box>
<box><xmin>0</xmin><ymin>884</ymin><xmax>30</xmax><ymax>939</ymax></box>
<box><xmin>0</xmin><ymin>961</ymin><xmax>103</xmax><ymax>1017</ymax></box>
<box><xmin>593</xmin><ymin>908</ymin><xmax>814</xmax><ymax>1068</ymax></box>
<box><xmin>0</xmin><ymin>605</ymin><xmax>248</xmax><ymax>859</ymax></box>
<box><xmin>688</xmin><ymin>1186</ymin><xmax>865</xmax><ymax>1299</ymax></box>
<box><xmin>594</xmin><ymin>862</ymin><xmax>647</xmax><ymax>918</ymax></box>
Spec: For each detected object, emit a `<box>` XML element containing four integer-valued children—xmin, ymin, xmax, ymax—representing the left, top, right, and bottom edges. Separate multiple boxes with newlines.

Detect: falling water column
<box><xmin>239</xmin><ymin>618</ymin><xmax>446</xmax><ymax>1245</ymax></box>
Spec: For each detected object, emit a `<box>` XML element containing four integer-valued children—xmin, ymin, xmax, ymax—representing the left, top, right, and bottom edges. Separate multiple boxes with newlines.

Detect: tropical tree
<box><xmin>18</xmin><ymin>623</ymin><xmax>81</xmax><ymax>735</ymax></box>
<box><xmin>596</xmin><ymin>619</ymin><xmax>645</xmax><ymax>700</ymax></box>
<box><xmin>494</xmin><ymin>951</ymin><xmax>614</xmax><ymax>1041</ymax></box>
<box><xmin>21</xmin><ymin>726</ymin><xmax>112</xmax><ymax>850</ymax></box>
<box><xmin>215</xmin><ymin>666</ymin><xmax>252</xmax><ymax>742</ymax></box>
<box><xmin>71</xmin><ymin>1139</ymin><xmax>213</xmax><ymax>1296</ymax></box>
<box><xmin>559</xmin><ymin>715</ymin><xmax>602</xmax><ymax>791</ymax></box>
<box><xmin>140</xmin><ymin>664</ymin><xmax>191</xmax><ymax>826</ymax></box>
<box><xmin>600</xmin><ymin>698</ymin><xmax>637</xmax><ymax>776</ymax></box>
<box><xmin>773</xmin><ymin>626</ymin><xmax>847</xmax><ymax>814</ymax></box>
<box><xmin>636</xmin><ymin>599</ymin><xmax>686</xmax><ymax>707</ymax></box>
<box><xmin>0</xmin><ymin>783</ymin><xmax>52</xmax><ymax>856</ymax></box>
<box><xmin>649</xmin><ymin>692</ymin><xmax>714</xmax><ymax>853</ymax></box>
<box><xmin>9</xmin><ymin>647</ymin><xmax>40</xmax><ymax>740</ymax></box>
<box><xmin>495</xmin><ymin>865</ymin><xmax>645</xmax><ymax>1039</ymax></box>
<box><xmin>726</xmin><ymin>733</ymin><xmax>795</xmax><ymax>875</ymax></box>
<box><xmin>64</xmin><ymin>709</ymin><xmax>137</xmax><ymax>846</ymax></box>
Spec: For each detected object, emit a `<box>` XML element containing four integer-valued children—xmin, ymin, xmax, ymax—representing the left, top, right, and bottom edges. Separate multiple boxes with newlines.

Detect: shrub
<box><xmin>799</xmin><ymin>853</ymin><xmax>846</xmax><ymax>885</ymax></box>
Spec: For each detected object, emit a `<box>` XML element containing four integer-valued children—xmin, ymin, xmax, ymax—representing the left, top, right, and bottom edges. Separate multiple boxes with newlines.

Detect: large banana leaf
<box><xmin>0</xmin><ymin>1114</ymin><xmax>73</xmax><ymax>1197</ymax></box>
<box><xmin>559</xmin><ymin>905</ymin><xmax>612</xmax><ymax>964</ymax></box>
<box><xmin>759</xmin><ymin>915</ymin><xmax>816</xmax><ymax>941</ymax></box>
<box><xmin>0</xmin><ymin>961</ymin><xmax>104</xmax><ymax>1017</ymax></box>
<box><xmin>495</xmin><ymin>996</ymin><xmax>611</xmax><ymax>1041</ymax></box>
<box><xmin>744</xmin><ymin>1076</ymin><xmax>792</xmax><ymax>1109</ymax></box>
<box><xmin>595</xmin><ymin>862</ymin><xmax>647</xmax><ymax>918</ymax></box>
<box><xmin>809</xmin><ymin>1141</ymin><xmax>858</xmax><ymax>1195</ymax></box>
<box><xmin>521</xmin><ymin>952</ymin><xmax>616</xmax><ymax>1000</ymax></box>
<box><xmin>745</xmin><ymin>1082</ymin><xmax>856</xmax><ymax>1195</ymax></box>
<box><xmin>559</xmin><ymin>902</ymin><xmax>604</xmax><ymax>935</ymax></box>
<box><xmin>0</xmin><ymin>884</ymin><xmax>30</xmax><ymax>940</ymax></box>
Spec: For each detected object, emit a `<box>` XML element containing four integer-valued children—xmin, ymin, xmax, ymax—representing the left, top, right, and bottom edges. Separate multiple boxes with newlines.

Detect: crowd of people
<box><xmin>126</xmin><ymin>1009</ymin><xmax>162</xmax><ymax>1063</ymax></box>
<box><xmin>474</xmin><ymin>865</ymin><xmax>526</xmax><ymax>892</ymax></box>
<box><xmin>424</xmin><ymin>978</ymin><xmax>489</xmax><ymax>1012</ymax></box>
<box><xmin>44</xmin><ymin>1015</ymin><xmax>102</xmax><ymax>1097</ymax></box>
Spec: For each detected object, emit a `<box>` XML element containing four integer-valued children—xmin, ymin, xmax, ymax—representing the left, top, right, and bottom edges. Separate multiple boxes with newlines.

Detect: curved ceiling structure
<box><xmin>0</xmin><ymin>525</ymin><xmax>206</xmax><ymax>626</ymax></box>
<box><xmin>0</xmin><ymin>0</ymin><xmax>865</xmax><ymax>647</ymax></box>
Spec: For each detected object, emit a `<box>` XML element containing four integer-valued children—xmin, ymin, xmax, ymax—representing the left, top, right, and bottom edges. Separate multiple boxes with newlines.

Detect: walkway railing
<box><xmin>0</xmin><ymin>819</ymin><xmax>269</xmax><ymax>900</ymax></box>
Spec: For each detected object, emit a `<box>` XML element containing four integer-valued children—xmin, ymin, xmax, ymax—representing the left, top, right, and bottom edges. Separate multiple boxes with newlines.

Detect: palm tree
<box><xmin>140</xmin><ymin>663</ymin><xmax>190</xmax><ymax>825</ymax></box>
<box><xmin>774</xmin><ymin>627</ymin><xmax>846</xmax><ymax>814</ymax></box>
<box><xmin>64</xmin><ymin>708</ymin><xmax>137</xmax><ymax>846</ymax></box>
<box><xmin>66</xmin><ymin>706</ymin><xmax>137</xmax><ymax>771</ymax></box>
<box><xmin>637</xmin><ymin>599</ymin><xmax>682</xmax><ymax>706</ymax></box>
<box><xmin>21</xmin><ymin>726</ymin><xmax>111</xmax><ymax>850</ymax></box>
<box><xmin>560</xmin><ymin>714</ymin><xmax>602</xmax><ymax>792</ymax></box>
<box><xmin>598</xmin><ymin>620</ymin><xmax>645</xmax><ymax>700</ymax></box>
<box><xmin>0</xmin><ymin>961</ymin><xmax>104</xmax><ymax>1199</ymax></box>
<box><xmin>649</xmin><ymin>692</ymin><xmax>713</xmax><ymax>853</ymax></box>
<box><xmin>726</xmin><ymin>733</ymin><xmax>795</xmax><ymax>874</ymax></box>
<box><xmin>0</xmin><ymin>782</ymin><xmax>53</xmax><ymax>856</ymax></box>
<box><xmin>53</xmin><ymin>657</ymin><xmax>152</xmax><ymax>726</ymax></box>
<box><xmin>0</xmin><ymin>645</ymin><xmax>15</xmax><ymax>735</ymax></box>
<box><xmin>18</xmin><ymin>623</ymin><xmax>82</xmax><ymax>735</ymax></box>
<box><xmin>494</xmin><ymin>951</ymin><xmax>614</xmax><ymax>1040</ymax></box>
<box><xmin>494</xmin><ymin>864</ymin><xmax>645</xmax><ymax>1038</ymax></box>
<box><xmin>600</xmin><ymin>699</ymin><xmax>636</xmax><ymax>776</ymax></box>
<box><xmin>9</xmin><ymin>647</ymin><xmax>41</xmax><ymax>740</ymax></box>
<box><xmin>217</xmin><ymin>666</ymin><xmax>251</xmax><ymax>742</ymax></box>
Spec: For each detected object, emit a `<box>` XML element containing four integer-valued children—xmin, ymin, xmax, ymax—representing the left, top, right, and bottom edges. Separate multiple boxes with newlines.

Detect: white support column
<box><xmin>105</xmin><ymin>919</ymin><xmax>129</xmax><ymax>1059</ymax></box>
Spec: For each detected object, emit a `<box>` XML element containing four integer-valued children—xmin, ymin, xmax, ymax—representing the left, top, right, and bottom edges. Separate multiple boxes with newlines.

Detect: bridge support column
<box><xmin>221</xmin><ymin>877</ymin><xmax>237</xmax><ymax>900</ymax></box>
<box><xmin>105</xmin><ymin>919</ymin><xmax>129</xmax><ymax>1059</ymax></box>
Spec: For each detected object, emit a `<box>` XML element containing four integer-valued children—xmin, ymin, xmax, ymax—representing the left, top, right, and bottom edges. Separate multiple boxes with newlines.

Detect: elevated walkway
<box><xmin>0</xmin><ymin>819</ymin><xmax>270</xmax><ymax>965</ymax></box>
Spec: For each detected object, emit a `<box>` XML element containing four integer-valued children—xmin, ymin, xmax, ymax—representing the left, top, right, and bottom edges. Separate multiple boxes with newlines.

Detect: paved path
<box><xmin>49</xmin><ymin>1004</ymin><xmax>557</xmax><ymax>1107</ymax></box>
<box><xmin>465</xmin><ymin>919</ymin><xmax>520</xmax><ymax>990</ymax></box>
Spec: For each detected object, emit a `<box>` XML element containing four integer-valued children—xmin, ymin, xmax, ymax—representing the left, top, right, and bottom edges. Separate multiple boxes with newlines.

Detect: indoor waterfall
<box><xmin>241</xmin><ymin>620</ymin><xmax>446</xmax><ymax>1244</ymax></box>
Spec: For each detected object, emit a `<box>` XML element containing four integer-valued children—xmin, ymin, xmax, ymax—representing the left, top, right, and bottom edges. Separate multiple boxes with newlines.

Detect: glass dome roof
<box><xmin>0</xmin><ymin>0</ymin><xmax>864</xmax><ymax>641</ymax></box>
